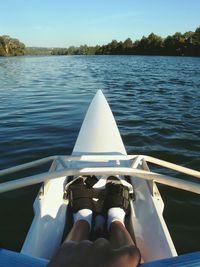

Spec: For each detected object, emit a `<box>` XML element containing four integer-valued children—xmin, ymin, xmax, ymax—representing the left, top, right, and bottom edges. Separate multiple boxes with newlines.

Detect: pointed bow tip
<box><xmin>95</xmin><ymin>89</ymin><xmax>104</xmax><ymax>97</ymax></box>
<box><xmin>93</xmin><ymin>89</ymin><xmax>107</xmax><ymax>103</ymax></box>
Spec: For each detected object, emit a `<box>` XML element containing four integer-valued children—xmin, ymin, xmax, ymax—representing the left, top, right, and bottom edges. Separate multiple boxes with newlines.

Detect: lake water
<box><xmin>0</xmin><ymin>55</ymin><xmax>200</xmax><ymax>254</ymax></box>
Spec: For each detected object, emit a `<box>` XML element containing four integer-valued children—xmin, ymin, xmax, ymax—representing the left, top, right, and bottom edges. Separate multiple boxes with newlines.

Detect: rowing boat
<box><xmin>0</xmin><ymin>90</ymin><xmax>200</xmax><ymax>266</ymax></box>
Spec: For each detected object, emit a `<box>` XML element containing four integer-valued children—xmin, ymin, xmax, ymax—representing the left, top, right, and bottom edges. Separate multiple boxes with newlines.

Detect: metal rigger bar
<box><xmin>0</xmin><ymin>155</ymin><xmax>199</xmax><ymax>194</ymax></box>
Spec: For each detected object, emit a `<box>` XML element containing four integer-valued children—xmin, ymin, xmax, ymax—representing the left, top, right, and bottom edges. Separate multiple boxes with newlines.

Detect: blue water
<box><xmin>0</xmin><ymin>55</ymin><xmax>200</xmax><ymax>253</ymax></box>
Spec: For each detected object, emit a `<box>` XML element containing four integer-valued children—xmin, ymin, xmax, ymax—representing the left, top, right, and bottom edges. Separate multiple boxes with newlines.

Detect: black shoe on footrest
<box><xmin>104</xmin><ymin>176</ymin><xmax>134</xmax><ymax>214</ymax></box>
<box><xmin>64</xmin><ymin>176</ymin><xmax>98</xmax><ymax>212</ymax></box>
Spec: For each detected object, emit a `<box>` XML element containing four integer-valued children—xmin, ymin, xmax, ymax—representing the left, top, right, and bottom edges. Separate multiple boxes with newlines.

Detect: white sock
<box><xmin>73</xmin><ymin>209</ymin><xmax>93</xmax><ymax>228</ymax></box>
<box><xmin>107</xmin><ymin>207</ymin><xmax>125</xmax><ymax>230</ymax></box>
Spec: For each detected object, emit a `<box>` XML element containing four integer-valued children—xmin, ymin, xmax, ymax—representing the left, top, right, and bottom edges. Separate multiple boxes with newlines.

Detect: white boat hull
<box><xmin>21</xmin><ymin>90</ymin><xmax>177</xmax><ymax>262</ymax></box>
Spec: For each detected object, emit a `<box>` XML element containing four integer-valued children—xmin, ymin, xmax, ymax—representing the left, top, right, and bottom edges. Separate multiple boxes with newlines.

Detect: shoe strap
<box><xmin>64</xmin><ymin>176</ymin><xmax>134</xmax><ymax>213</ymax></box>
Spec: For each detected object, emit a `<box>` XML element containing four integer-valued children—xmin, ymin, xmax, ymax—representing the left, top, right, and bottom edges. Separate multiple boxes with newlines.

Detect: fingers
<box><xmin>113</xmin><ymin>245</ymin><xmax>141</xmax><ymax>265</ymax></box>
<box><xmin>92</xmin><ymin>238</ymin><xmax>114</xmax><ymax>262</ymax></box>
<box><xmin>93</xmin><ymin>238</ymin><xmax>113</xmax><ymax>253</ymax></box>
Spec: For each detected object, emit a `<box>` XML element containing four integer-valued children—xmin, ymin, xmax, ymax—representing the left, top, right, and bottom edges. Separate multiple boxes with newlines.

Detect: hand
<box><xmin>48</xmin><ymin>239</ymin><xmax>140</xmax><ymax>267</ymax></box>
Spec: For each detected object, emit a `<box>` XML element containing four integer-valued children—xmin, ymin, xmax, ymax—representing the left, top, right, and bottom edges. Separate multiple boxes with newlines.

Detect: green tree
<box><xmin>192</xmin><ymin>26</ymin><xmax>200</xmax><ymax>56</ymax></box>
<box><xmin>135</xmin><ymin>36</ymin><xmax>148</xmax><ymax>54</ymax></box>
<box><xmin>0</xmin><ymin>36</ymin><xmax>6</xmax><ymax>56</ymax></box>
<box><xmin>123</xmin><ymin>38</ymin><xmax>133</xmax><ymax>54</ymax></box>
<box><xmin>192</xmin><ymin>27</ymin><xmax>200</xmax><ymax>45</ymax></box>
<box><xmin>107</xmin><ymin>40</ymin><xmax>118</xmax><ymax>54</ymax></box>
<box><xmin>146</xmin><ymin>33</ymin><xmax>163</xmax><ymax>54</ymax></box>
<box><xmin>0</xmin><ymin>35</ymin><xmax>25</xmax><ymax>56</ymax></box>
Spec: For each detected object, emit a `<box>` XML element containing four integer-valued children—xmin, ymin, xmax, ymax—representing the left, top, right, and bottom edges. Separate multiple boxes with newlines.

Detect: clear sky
<box><xmin>0</xmin><ymin>0</ymin><xmax>199</xmax><ymax>47</ymax></box>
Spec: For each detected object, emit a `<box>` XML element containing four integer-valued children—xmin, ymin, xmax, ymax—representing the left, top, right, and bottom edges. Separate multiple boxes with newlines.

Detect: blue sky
<box><xmin>0</xmin><ymin>0</ymin><xmax>200</xmax><ymax>47</ymax></box>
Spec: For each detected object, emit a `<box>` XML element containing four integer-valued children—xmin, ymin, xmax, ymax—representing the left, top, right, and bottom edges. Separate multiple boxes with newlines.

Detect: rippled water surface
<box><xmin>0</xmin><ymin>55</ymin><xmax>200</xmax><ymax>254</ymax></box>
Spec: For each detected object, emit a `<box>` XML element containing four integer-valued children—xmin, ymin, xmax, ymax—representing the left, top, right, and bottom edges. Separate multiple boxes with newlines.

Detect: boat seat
<box><xmin>0</xmin><ymin>249</ymin><xmax>49</xmax><ymax>267</ymax></box>
<box><xmin>140</xmin><ymin>251</ymin><xmax>200</xmax><ymax>266</ymax></box>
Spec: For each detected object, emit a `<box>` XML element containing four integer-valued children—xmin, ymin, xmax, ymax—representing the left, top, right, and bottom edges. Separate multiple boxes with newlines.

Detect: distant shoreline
<box><xmin>1</xmin><ymin>52</ymin><xmax>200</xmax><ymax>58</ymax></box>
<box><xmin>1</xmin><ymin>50</ymin><xmax>200</xmax><ymax>58</ymax></box>
<box><xmin>1</xmin><ymin>26</ymin><xmax>200</xmax><ymax>57</ymax></box>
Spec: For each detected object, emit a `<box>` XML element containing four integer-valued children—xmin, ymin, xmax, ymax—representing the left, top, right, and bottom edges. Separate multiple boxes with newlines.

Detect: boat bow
<box><xmin>73</xmin><ymin>90</ymin><xmax>126</xmax><ymax>155</ymax></box>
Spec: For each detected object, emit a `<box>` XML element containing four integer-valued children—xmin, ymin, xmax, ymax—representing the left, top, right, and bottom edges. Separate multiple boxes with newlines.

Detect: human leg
<box><xmin>64</xmin><ymin>220</ymin><xmax>90</xmax><ymax>242</ymax></box>
<box><xmin>47</xmin><ymin>222</ymin><xmax>92</xmax><ymax>267</ymax></box>
<box><xmin>105</xmin><ymin>180</ymin><xmax>141</xmax><ymax>266</ymax></box>
<box><xmin>47</xmin><ymin>214</ymin><xmax>92</xmax><ymax>267</ymax></box>
<box><xmin>63</xmin><ymin>177</ymin><xmax>94</xmax><ymax>242</ymax></box>
<box><xmin>64</xmin><ymin>208</ymin><xmax>92</xmax><ymax>242</ymax></box>
<box><xmin>109</xmin><ymin>220</ymin><xmax>135</xmax><ymax>248</ymax></box>
<box><xmin>108</xmin><ymin>221</ymin><xmax>141</xmax><ymax>267</ymax></box>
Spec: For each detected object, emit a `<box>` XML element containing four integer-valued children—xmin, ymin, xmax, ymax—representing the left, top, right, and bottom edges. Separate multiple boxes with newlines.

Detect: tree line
<box><xmin>0</xmin><ymin>35</ymin><xmax>25</xmax><ymax>56</ymax></box>
<box><xmin>52</xmin><ymin>26</ymin><xmax>200</xmax><ymax>57</ymax></box>
<box><xmin>1</xmin><ymin>26</ymin><xmax>200</xmax><ymax>57</ymax></box>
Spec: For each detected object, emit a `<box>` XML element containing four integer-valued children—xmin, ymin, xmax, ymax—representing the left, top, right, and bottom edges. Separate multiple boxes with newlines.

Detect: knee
<box><xmin>93</xmin><ymin>238</ymin><xmax>111</xmax><ymax>249</ymax></box>
<box><xmin>79</xmin><ymin>240</ymin><xmax>93</xmax><ymax>246</ymax></box>
<box><xmin>76</xmin><ymin>240</ymin><xmax>93</xmax><ymax>250</ymax></box>
<box><xmin>116</xmin><ymin>245</ymin><xmax>141</xmax><ymax>265</ymax></box>
<box><xmin>93</xmin><ymin>238</ymin><xmax>113</xmax><ymax>256</ymax></box>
